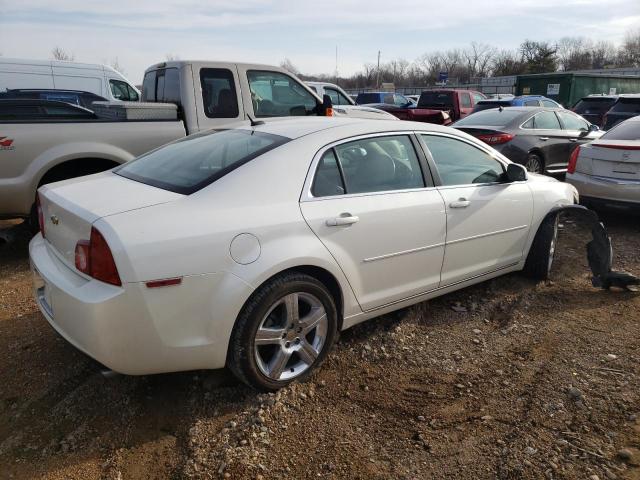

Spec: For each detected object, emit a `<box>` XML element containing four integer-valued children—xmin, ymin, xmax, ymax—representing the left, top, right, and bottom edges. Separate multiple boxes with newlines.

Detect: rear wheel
<box><xmin>524</xmin><ymin>213</ymin><xmax>559</xmax><ymax>280</ymax></box>
<box><xmin>227</xmin><ymin>272</ymin><xmax>338</xmax><ymax>391</ymax></box>
<box><xmin>525</xmin><ymin>153</ymin><xmax>544</xmax><ymax>174</ymax></box>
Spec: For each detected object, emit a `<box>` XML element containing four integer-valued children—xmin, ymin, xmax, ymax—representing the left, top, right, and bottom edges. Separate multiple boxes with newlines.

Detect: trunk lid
<box><xmin>584</xmin><ymin>141</ymin><xmax>640</xmax><ymax>180</ymax></box>
<box><xmin>40</xmin><ymin>171</ymin><xmax>182</xmax><ymax>269</ymax></box>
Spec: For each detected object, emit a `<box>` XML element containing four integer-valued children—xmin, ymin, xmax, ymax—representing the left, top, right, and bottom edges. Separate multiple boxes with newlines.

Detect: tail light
<box><xmin>593</xmin><ymin>144</ymin><xmax>640</xmax><ymax>150</ymax></box>
<box><xmin>74</xmin><ymin>227</ymin><xmax>121</xmax><ymax>286</ymax></box>
<box><xmin>476</xmin><ymin>133</ymin><xmax>514</xmax><ymax>145</ymax></box>
<box><xmin>567</xmin><ymin>146</ymin><xmax>581</xmax><ymax>174</ymax></box>
<box><xmin>36</xmin><ymin>193</ymin><xmax>45</xmax><ymax>238</ymax></box>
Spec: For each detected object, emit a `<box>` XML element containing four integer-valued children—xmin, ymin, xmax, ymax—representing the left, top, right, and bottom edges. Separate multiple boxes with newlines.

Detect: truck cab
<box><xmin>142</xmin><ymin>61</ymin><xmax>331</xmax><ymax>135</ymax></box>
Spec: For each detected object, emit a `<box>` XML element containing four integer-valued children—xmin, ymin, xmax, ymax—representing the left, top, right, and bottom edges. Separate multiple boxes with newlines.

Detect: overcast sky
<box><xmin>1</xmin><ymin>0</ymin><xmax>639</xmax><ymax>84</ymax></box>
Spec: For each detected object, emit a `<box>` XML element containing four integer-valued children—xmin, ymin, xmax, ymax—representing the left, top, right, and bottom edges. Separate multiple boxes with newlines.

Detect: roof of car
<box><xmin>234</xmin><ymin>116</ymin><xmax>452</xmax><ymax>140</ymax></box>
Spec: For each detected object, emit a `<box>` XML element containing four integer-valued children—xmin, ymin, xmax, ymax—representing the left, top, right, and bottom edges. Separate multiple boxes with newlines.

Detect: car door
<box><xmin>419</xmin><ymin>133</ymin><xmax>533</xmax><ymax>286</ymax></box>
<box><xmin>520</xmin><ymin>110</ymin><xmax>567</xmax><ymax>173</ymax></box>
<box><xmin>300</xmin><ymin>133</ymin><xmax>447</xmax><ymax>311</ymax></box>
<box><xmin>557</xmin><ymin>110</ymin><xmax>597</xmax><ymax>149</ymax></box>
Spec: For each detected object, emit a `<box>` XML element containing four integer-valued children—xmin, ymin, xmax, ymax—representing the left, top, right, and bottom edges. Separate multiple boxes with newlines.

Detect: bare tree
<box><xmin>618</xmin><ymin>29</ymin><xmax>640</xmax><ymax>67</ymax></box>
<box><xmin>109</xmin><ymin>57</ymin><xmax>125</xmax><ymax>75</ymax></box>
<box><xmin>165</xmin><ymin>53</ymin><xmax>180</xmax><ymax>61</ymax></box>
<box><xmin>51</xmin><ymin>47</ymin><xmax>74</xmax><ymax>61</ymax></box>
<box><xmin>279</xmin><ymin>58</ymin><xmax>299</xmax><ymax>75</ymax></box>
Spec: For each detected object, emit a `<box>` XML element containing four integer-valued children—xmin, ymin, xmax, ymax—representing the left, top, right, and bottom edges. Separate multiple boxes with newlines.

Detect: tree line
<box><xmin>287</xmin><ymin>29</ymin><xmax>640</xmax><ymax>89</ymax></box>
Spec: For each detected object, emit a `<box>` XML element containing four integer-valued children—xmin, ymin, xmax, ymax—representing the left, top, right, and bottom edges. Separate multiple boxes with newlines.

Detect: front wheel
<box><xmin>523</xmin><ymin>213</ymin><xmax>559</xmax><ymax>280</ymax></box>
<box><xmin>227</xmin><ymin>272</ymin><xmax>338</xmax><ymax>391</ymax></box>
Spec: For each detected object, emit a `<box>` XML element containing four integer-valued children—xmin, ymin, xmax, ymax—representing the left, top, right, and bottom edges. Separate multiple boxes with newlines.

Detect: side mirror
<box><xmin>321</xmin><ymin>94</ymin><xmax>333</xmax><ymax>117</ymax></box>
<box><xmin>589</xmin><ymin>123</ymin><xmax>599</xmax><ymax>132</ymax></box>
<box><xmin>506</xmin><ymin>163</ymin><xmax>528</xmax><ymax>182</ymax></box>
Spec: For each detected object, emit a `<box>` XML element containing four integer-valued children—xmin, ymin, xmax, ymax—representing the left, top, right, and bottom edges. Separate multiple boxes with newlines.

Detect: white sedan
<box><xmin>30</xmin><ymin>117</ymin><xmax>577</xmax><ymax>390</ymax></box>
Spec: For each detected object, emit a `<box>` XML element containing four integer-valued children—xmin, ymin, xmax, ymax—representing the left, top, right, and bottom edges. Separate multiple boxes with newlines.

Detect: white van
<box><xmin>0</xmin><ymin>58</ymin><xmax>140</xmax><ymax>102</ymax></box>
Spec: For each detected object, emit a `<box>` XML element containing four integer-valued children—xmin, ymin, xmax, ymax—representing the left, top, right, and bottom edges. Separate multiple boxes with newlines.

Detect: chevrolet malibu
<box><xmin>30</xmin><ymin>117</ymin><xmax>577</xmax><ymax>391</ymax></box>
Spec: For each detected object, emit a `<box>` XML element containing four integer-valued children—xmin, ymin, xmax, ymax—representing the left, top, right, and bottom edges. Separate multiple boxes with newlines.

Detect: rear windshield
<box><xmin>418</xmin><ymin>92</ymin><xmax>454</xmax><ymax>108</ymax></box>
<box><xmin>601</xmin><ymin>121</ymin><xmax>640</xmax><ymax>141</ymax></box>
<box><xmin>610</xmin><ymin>98</ymin><xmax>640</xmax><ymax>114</ymax></box>
<box><xmin>573</xmin><ymin>98</ymin><xmax>616</xmax><ymax>114</ymax></box>
<box><xmin>473</xmin><ymin>101</ymin><xmax>511</xmax><ymax>112</ymax></box>
<box><xmin>116</xmin><ymin>129</ymin><xmax>289</xmax><ymax>194</ymax></box>
<box><xmin>356</xmin><ymin>93</ymin><xmax>383</xmax><ymax>104</ymax></box>
<box><xmin>454</xmin><ymin>109</ymin><xmax>523</xmax><ymax>127</ymax></box>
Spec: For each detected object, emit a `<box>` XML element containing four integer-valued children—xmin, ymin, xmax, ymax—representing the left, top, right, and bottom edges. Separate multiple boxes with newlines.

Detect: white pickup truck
<box><xmin>0</xmin><ymin>60</ymin><xmax>394</xmax><ymax>224</ymax></box>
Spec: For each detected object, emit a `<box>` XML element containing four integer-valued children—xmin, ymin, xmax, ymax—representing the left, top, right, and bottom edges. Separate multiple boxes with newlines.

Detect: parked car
<box><xmin>0</xmin><ymin>89</ymin><xmax>107</xmax><ymax>109</ymax></box>
<box><xmin>602</xmin><ymin>95</ymin><xmax>640</xmax><ymax>130</ymax></box>
<box><xmin>357</xmin><ymin>102</ymin><xmax>453</xmax><ymax>125</ymax></box>
<box><xmin>571</xmin><ymin>95</ymin><xmax>618</xmax><ymax>128</ymax></box>
<box><xmin>0</xmin><ymin>57</ymin><xmax>139</xmax><ymax>102</ymax></box>
<box><xmin>305</xmin><ymin>82</ymin><xmax>354</xmax><ymax>105</ymax></box>
<box><xmin>566</xmin><ymin>116</ymin><xmax>640</xmax><ymax>210</ymax></box>
<box><xmin>355</xmin><ymin>91</ymin><xmax>413</xmax><ymax>106</ymax></box>
<box><xmin>453</xmin><ymin>107</ymin><xmax>602</xmax><ymax>174</ymax></box>
<box><xmin>418</xmin><ymin>89</ymin><xmax>486</xmax><ymax>122</ymax></box>
<box><xmin>1</xmin><ymin>60</ymin><xmax>391</xmax><ymax>225</ymax></box>
<box><xmin>473</xmin><ymin>95</ymin><xmax>562</xmax><ymax>113</ymax></box>
<box><xmin>30</xmin><ymin>116</ymin><xmax>577</xmax><ymax>390</ymax></box>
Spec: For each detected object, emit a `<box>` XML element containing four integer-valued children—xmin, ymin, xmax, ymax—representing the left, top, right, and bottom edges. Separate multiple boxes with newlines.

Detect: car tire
<box><xmin>227</xmin><ymin>272</ymin><xmax>338</xmax><ymax>391</ymax></box>
<box><xmin>525</xmin><ymin>153</ymin><xmax>544</xmax><ymax>174</ymax></box>
<box><xmin>523</xmin><ymin>213</ymin><xmax>559</xmax><ymax>281</ymax></box>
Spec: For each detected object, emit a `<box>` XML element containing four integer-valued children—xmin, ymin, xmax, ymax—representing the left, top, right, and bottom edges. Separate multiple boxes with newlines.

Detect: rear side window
<box><xmin>312</xmin><ymin>149</ymin><xmax>345</xmax><ymax>197</ymax></box>
<box><xmin>524</xmin><ymin>100</ymin><xmax>540</xmax><ymax>106</ymax></box>
<box><xmin>601</xmin><ymin>121</ymin><xmax>640</xmax><ymax>140</ymax></box>
<box><xmin>200</xmin><ymin>68</ymin><xmax>239</xmax><ymax>118</ymax></box>
<box><xmin>116</xmin><ymin>130</ymin><xmax>289</xmax><ymax>194</ymax></box>
<box><xmin>541</xmin><ymin>99</ymin><xmax>558</xmax><ymax>108</ymax></box>
<box><xmin>247</xmin><ymin>70</ymin><xmax>317</xmax><ymax>118</ymax></box>
<box><xmin>530</xmin><ymin>111</ymin><xmax>561</xmax><ymax>130</ymax></box>
<box><xmin>331</xmin><ymin>135</ymin><xmax>424</xmax><ymax>194</ymax></box>
<box><xmin>611</xmin><ymin>99</ymin><xmax>640</xmax><ymax>114</ymax></box>
<box><xmin>421</xmin><ymin>135</ymin><xmax>504</xmax><ymax>186</ymax></box>
<box><xmin>142</xmin><ymin>71</ymin><xmax>156</xmax><ymax>101</ymax></box>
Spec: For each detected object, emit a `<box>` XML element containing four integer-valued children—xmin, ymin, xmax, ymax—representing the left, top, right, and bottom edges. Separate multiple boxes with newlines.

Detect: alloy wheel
<box><xmin>253</xmin><ymin>292</ymin><xmax>328</xmax><ymax>381</ymax></box>
<box><xmin>525</xmin><ymin>155</ymin><xmax>543</xmax><ymax>174</ymax></box>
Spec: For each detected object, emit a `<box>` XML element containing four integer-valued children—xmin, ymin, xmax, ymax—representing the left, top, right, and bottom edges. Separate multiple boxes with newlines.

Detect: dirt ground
<box><xmin>0</xmin><ymin>212</ymin><xmax>639</xmax><ymax>480</ymax></box>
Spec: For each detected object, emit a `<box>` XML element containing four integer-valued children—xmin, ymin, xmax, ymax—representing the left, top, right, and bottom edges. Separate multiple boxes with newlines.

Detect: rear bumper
<box><xmin>29</xmin><ymin>234</ymin><xmax>254</xmax><ymax>375</ymax></box>
<box><xmin>566</xmin><ymin>171</ymin><xmax>640</xmax><ymax>208</ymax></box>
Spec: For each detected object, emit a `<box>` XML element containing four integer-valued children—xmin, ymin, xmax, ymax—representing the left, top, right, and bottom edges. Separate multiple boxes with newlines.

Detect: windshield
<box><xmin>454</xmin><ymin>109</ymin><xmax>523</xmax><ymax>127</ymax></box>
<box><xmin>116</xmin><ymin>130</ymin><xmax>289</xmax><ymax>194</ymax></box>
<box><xmin>601</xmin><ymin>121</ymin><xmax>640</xmax><ymax>141</ymax></box>
<box><xmin>573</xmin><ymin>98</ymin><xmax>616</xmax><ymax>114</ymax></box>
<box><xmin>418</xmin><ymin>92</ymin><xmax>454</xmax><ymax>108</ymax></box>
<box><xmin>610</xmin><ymin>99</ymin><xmax>640</xmax><ymax>114</ymax></box>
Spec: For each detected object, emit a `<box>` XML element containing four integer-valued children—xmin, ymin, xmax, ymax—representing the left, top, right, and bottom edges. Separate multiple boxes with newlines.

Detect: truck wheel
<box><xmin>525</xmin><ymin>153</ymin><xmax>544</xmax><ymax>174</ymax></box>
<box><xmin>523</xmin><ymin>213</ymin><xmax>559</xmax><ymax>280</ymax></box>
<box><xmin>227</xmin><ymin>272</ymin><xmax>338</xmax><ymax>391</ymax></box>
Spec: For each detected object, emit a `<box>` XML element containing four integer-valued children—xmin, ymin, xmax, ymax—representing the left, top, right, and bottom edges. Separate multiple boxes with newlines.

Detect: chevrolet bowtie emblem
<box><xmin>50</xmin><ymin>215</ymin><xmax>59</xmax><ymax>225</ymax></box>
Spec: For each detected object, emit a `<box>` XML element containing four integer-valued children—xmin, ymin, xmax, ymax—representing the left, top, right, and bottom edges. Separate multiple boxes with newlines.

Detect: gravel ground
<box><xmin>0</xmin><ymin>212</ymin><xmax>639</xmax><ymax>480</ymax></box>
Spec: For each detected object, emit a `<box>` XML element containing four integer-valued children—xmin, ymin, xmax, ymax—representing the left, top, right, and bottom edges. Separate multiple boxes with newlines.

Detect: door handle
<box><xmin>569</xmin><ymin>138</ymin><xmax>578</xmax><ymax>142</ymax></box>
<box><xmin>539</xmin><ymin>136</ymin><xmax>549</xmax><ymax>141</ymax></box>
<box><xmin>449</xmin><ymin>198</ymin><xmax>470</xmax><ymax>208</ymax></box>
<box><xmin>326</xmin><ymin>214</ymin><xmax>359</xmax><ymax>226</ymax></box>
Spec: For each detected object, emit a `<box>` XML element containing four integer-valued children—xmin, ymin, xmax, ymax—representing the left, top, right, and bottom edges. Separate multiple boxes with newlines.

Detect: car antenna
<box><xmin>247</xmin><ymin>114</ymin><xmax>265</xmax><ymax>127</ymax></box>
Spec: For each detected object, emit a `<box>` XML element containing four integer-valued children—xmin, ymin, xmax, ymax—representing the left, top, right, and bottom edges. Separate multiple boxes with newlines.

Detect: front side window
<box><xmin>200</xmin><ymin>68</ymin><xmax>239</xmax><ymax>118</ymax></box>
<box><xmin>142</xmin><ymin>71</ymin><xmax>156</xmax><ymax>101</ymax></box>
<box><xmin>110</xmin><ymin>80</ymin><xmax>138</xmax><ymax>101</ymax></box>
<box><xmin>557</xmin><ymin>111</ymin><xmax>589</xmax><ymax>131</ymax></box>
<box><xmin>394</xmin><ymin>94</ymin><xmax>409</xmax><ymax>106</ymax></box>
<box><xmin>524</xmin><ymin>100</ymin><xmax>540</xmax><ymax>106</ymax></box>
<box><xmin>247</xmin><ymin>70</ymin><xmax>317</xmax><ymax>117</ymax></box>
<box><xmin>472</xmin><ymin>93</ymin><xmax>485</xmax><ymax>103</ymax></box>
<box><xmin>116</xmin><ymin>130</ymin><xmax>289</xmax><ymax>194</ymax></box>
<box><xmin>421</xmin><ymin>135</ymin><xmax>504</xmax><ymax>186</ymax></box>
<box><xmin>312</xmin><ymin>135</ymin><xmax>424</xmax><ymax>196</ymax></box>
<box><xmin>324</xmin><ymin>88</ymin><xmax>341</xmax><ymax>106</ymax></box>
<box><xmin>460</xmin><ymin>93</ymin><xmax>472</xmax><ymax>108</ymax></box>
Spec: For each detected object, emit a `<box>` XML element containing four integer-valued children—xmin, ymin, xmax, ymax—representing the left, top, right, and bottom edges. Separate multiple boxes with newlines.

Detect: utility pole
<box><xmin>376</xmin><ymin>50</ymin><xmax>381</xmax><ymax>88</ymax></box>
<box><xmin>335</xmin><ymin>45</ymin><xmax>338</xmax><ymax>84</ymax></box>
